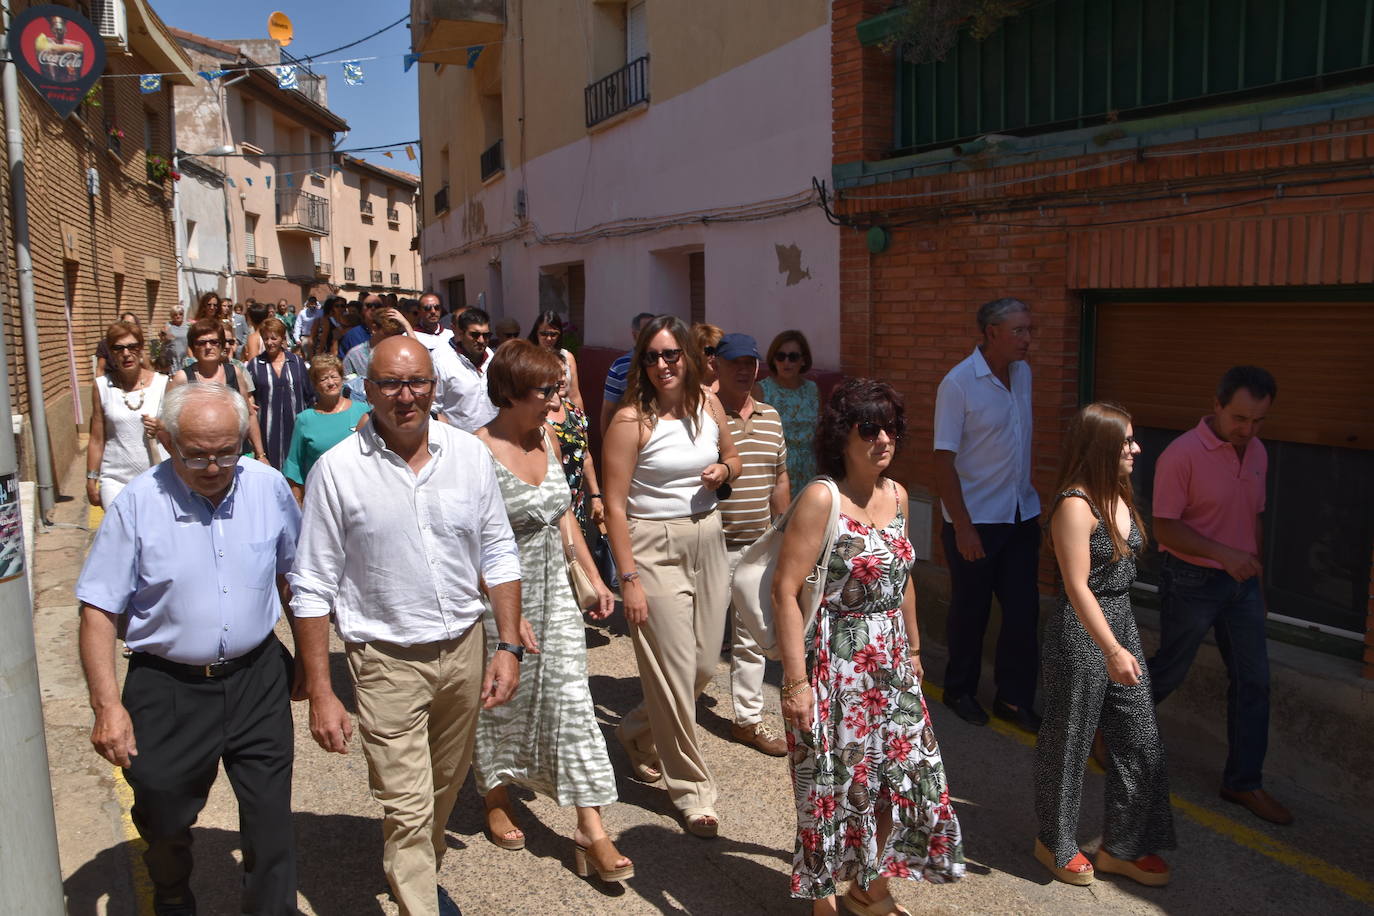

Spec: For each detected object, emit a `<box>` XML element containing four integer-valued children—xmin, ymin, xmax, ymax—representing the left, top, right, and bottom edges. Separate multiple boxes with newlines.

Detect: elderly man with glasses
<box><xmin>76</xmin><ymin>382</ymin><xmax>303</xmax><ymax>916</ymax></box>
<box><xmin>432</xmin><ymin>305</ymin><xmax>499</xmax><ymax>433</ymax></box>
<box><xmin>290</xmin><ymin>336</ymin><xmax>525</xmax><ymax>916</ymax></box>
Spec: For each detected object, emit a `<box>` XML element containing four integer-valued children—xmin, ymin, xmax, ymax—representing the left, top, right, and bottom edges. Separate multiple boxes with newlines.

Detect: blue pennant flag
<box><xmin>265</xmin><ymin>175</ymin><xmax>272</xmax><ymax>189</ymax></box>
<box><xmin>244</xmin><ymin>177</ymin><xmax>253</xmax><ymax>186</ymax></box>
<box><xmin>226</xmin><ymin>177</ymin><xmax>235</xmax><ymax>187</ymax></box>
<box><xmin>139</xmin><ymin>74</ymin><xmax>162</xmax><ymax>94</ymax></box>
<box><xmin>198</xmin><ymin>68</ymin><xmax>227</xmax><ymax>82</ymax></box>
<box><xmin>285</xmin><ymin>174</ymin><xmax>294</xmax><ymax>187</ymax></box>
<box><xmin>403</xmin><ymin>52</ymin><xmax>421</xmax><ymax>72</ymax></box>
<box><xmin>466</xmin><ymin>46</ymin><xmax>483</xmax><ymax>69</ymax></box>
<box><xmin>343</xmin><ymin>61</ymin><xmax>364</xmax><ymax>86</ymax></box>
<box><xmin>274</xmin><ymin>64</ymin><xmax>298</xmax><ymax>90</ymax></box>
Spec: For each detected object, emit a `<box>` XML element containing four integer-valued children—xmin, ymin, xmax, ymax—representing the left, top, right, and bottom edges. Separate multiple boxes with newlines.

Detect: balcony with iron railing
<box><xmin>314</xmin><ymin>262</ymin><xmax>331</xmax><ymax>277</ymax></box>
<box><xmin>344</xmin><ymin>266</ymin><xmax>356</xmax><ymax>282</ymax></box>
<box><xmin>390</xmin><ymin>272</ymin><xmax>401</xmax><ymax>287</ymax></box>
<box><xmin>276</xmin><ymin>190</ymin><xmax>330</xmax><ymax>235</ymax></box>
<box><xmin>585</xmin><ymin>56</ymin><xmax>649</xmax><ymax>128</ymax></box>
<box><xmin>480</xmin><ymin>138</ymin><xmax>503</xmax><ymax>181</ymax></box>
<box><xmin>387</xmin><ymin>207</ymin><xmax>400</xmax><ymax>223</ymax></box>
<box><xmin>278</xmin><ymin>49</ymin><xmax>328</xmax><ymax>107</ymax></box>
<box><xmin>434</xmin><ymin>185</ymin><xmax>450</xmax><ymax>214</ymax></box>
<box><xmin>246</xmin><ymin>254</ymin><xmax>269</xmax><ymax>273</ymax></box>
<box><xmin>360</xmin><ymin>199</ymin><xmax>374</xmax><ymax>216</ymax></box>
<box><xmin>410</xmin><ymin>0</ymin><xmax>505</xmax><ymax>65</ymax></box>
<box><xmin>370</xmin><ymin>269</ymin><xmax>384</xmax><ymax>285</ymax></box>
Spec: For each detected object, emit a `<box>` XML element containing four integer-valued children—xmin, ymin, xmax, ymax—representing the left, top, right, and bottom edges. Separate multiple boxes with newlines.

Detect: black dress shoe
<box><xmin>943</xmin><ymin>693</ymin><xmax>989</xmax><ymax>726</ymax></box>
<box><xmin>993</xmin><ymin>699</ymin><xmax>1043</xmax><ymax>733</ymax></box>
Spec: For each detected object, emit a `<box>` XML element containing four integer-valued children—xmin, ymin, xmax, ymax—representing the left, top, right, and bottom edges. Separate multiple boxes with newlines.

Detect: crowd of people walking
<box><xmin>74</xmin><ymin>289</ymin><xmax>1284</xmax><ymax>916</ymax></box>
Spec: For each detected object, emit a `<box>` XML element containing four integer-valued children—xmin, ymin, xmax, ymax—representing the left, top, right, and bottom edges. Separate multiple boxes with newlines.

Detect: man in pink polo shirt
<box><xmin>1147</xmin><ymin>366</ymin><xmax>1290</xmax><ymax>825</ymax></box>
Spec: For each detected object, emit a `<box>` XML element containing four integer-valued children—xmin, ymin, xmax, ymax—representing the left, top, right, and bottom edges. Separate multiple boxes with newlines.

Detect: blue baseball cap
<box><xmin>715</xmin><ymin>333</ymin><xmax>761</xmax><ymax>361</ymax></box>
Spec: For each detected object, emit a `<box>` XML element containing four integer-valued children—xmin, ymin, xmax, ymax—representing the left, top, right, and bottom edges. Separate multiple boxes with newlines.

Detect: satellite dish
<box><xmin>268</xmin><ymin>11</ymin><xmax>294</xmax><ymax>47</ymax></box>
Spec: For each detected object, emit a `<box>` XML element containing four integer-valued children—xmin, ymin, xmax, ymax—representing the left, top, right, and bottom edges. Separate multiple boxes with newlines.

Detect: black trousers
<box><xmin>123</xmin><ymin>636</ymin><xmax>297</xmax><ymax>914</ymax></box>
<box><xmin>941</xmin><ymin>517</ymin><xmax>1042</xmax><ymax>708</ymax></box>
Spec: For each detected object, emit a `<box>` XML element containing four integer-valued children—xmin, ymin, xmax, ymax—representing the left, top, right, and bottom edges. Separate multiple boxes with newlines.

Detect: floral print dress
<box><xmin>786</xmin><ymin>480</ymin><xmax>965</xmax><ymax>899</ymax></box>
<box><xmin>546</xmin><ymin>399</ymin><xmax>590</xmax><ymax>525</ymax></box>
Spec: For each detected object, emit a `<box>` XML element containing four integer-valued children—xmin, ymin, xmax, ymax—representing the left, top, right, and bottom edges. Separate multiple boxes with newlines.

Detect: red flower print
<box><xmin>882</xmin><ymin>858</ymin><xmax>912</xmax><ymax>878</ymax></box>
<box><xmin>800</xmin><ymin>828</ymin><xmax>821</xmax><ymax>851</ymax></box>
<box><xmin>810</xmin><ymin>793</ymin><xmax>838</xmax><ymax>820</ymax></box>
<box><xmin>790</xmin><ymin>873</ymin><xmax>802</xmax><ymax>894</ymax></box>
<box><xmin>850</xmin><ymin>554</ymin><xmax>884</xmax><ymax>584</ymax></box>
<box><xmin>843</xmin><ymin>823</ymin><xmax>865</xmax><ymax>849</ymax></box>
<box><xmin>929</xmin><ymin>834</ymin><xmax>950</xmax><ymax>857</ymax></box>
<box><xmin>846</xmin><ymin>517</ymin><xmax>869</xmax><ymax>533</ymax></box>
<box><xmin>885</xmin><ymin>736</ymin><xmax>913</xmax><ymax>762</ymax></box>
<box><xmin>852</xmin><ymin>717</ymin><xmax>873</xmax><ymax>739</ymax></box>
<box><xmin>818</xmin><ymin>697</ymin><xmax>831</xmax><ymax>723</ymax></box>
<box><xmin>852</xmin><ymin>644</ymin><xmax>888</xmax><ymax>673</ymax></box>
<box><xmin>889</xmin><ymin>536</ymin><xmax>914</xmax><ymax>563</ymax></box>
<box><xmin>860</xmin><ymin>688</ymin><xmax>888</xmax><ymax>716</ymax></box>
<box><xmin>852</xmin><ymin>761</ymin><xmax>870</xmax><ymax>785</ymax></box>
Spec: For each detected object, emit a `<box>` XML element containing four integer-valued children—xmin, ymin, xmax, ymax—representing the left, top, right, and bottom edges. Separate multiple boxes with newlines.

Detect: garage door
<box><xmin>1091</xmin><ymin>298</ymin><xmax>1373</xmax><ymax>642</ymax></box>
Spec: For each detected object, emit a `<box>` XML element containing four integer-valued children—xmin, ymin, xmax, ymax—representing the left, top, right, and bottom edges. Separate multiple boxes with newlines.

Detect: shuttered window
<box><xmin>244</xmin><ymin>214</ymin><xmax>258</xmax><ymax>265</ymax></box>
<box><xmin>627</xmin><ymin>0</ymin><xmax>648</xmax><ymax>63</ymax></box>
<box><xmin>310</xmin><ymin>236</ymin><xmax>321</xmax><ymax>266</ymax></box>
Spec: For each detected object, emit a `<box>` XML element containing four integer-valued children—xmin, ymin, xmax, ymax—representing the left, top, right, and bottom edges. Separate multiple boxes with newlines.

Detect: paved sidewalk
<box><xmin>37</xmin><ymin>457</ymin><xmax>1374</xmax><ymax>915</ymax></box>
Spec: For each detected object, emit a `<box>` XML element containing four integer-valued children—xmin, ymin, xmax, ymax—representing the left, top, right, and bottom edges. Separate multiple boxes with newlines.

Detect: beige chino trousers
<box><xmin>619</xmin><ymin>510</ymin><xmax>730</xmax><ymax>815</ymax></box>
<box><xmin>346</xmin><ymin>624</ymin><xmax>484</xmax><ymax>916</ymax></box>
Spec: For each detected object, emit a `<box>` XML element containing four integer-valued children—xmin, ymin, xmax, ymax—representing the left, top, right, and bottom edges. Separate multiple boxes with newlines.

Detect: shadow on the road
<box><xmin>616</xmin><ymin>823</ymin><xmax>794</xmax><ymax>914</ymax></box>
<box><xmin>62</xmin><ymin>813</ymin><xmax>390</xmax><ymax>916</ymax></box>
<box><xmin>327</xmin><ymin>650</ymin><xmax>360</xmax><ymax>714</ymax></box>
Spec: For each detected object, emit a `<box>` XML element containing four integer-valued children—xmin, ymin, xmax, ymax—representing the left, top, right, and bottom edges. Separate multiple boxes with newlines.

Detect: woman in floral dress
<box><xmin>772</xmin><ymin>378</ymin><xmax>963</xmax><ymax>916</ymax></box>
<box><xmin>545</xmin><ymin>374</ymin><xmax>604</xmax><ymax>527</ymax></box>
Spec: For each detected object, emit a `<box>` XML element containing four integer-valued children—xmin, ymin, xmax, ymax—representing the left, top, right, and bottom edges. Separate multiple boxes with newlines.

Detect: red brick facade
<box><xmin>831</xmin><ymin>0</ymin><xmax>1374</xmax><ymax>672</ymax></box>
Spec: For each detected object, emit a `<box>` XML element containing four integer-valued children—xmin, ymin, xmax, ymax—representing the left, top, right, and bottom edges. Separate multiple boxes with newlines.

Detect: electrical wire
<box><xmin>290</xmin><ymin>14</ymin><xmax>410</xmax><ymax>63</ymax></box>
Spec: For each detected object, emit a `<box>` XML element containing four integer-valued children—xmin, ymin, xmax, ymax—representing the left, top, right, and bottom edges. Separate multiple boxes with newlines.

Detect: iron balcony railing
<box><xmin>390</xmin><ymin>272</ymin><xmax>401</xmax><ymax>286</ymax></box>
<box><xmin>480</xmin><ymin>138</ymin><xmax>503</xmax><ymax>180</ymax></box>
<box><xmin>387</xmin><ymin>207</ymin><xmax>400</xmax><ymax>222</ymax></box>
<box><xmin>585</xmin><ymin>55</ymin><xmax>649</xmax><ymax>128</ymax></box>
<box><xmin>344</xmin><ymin>266</ymin><xmax>356</xmax><ymax>282</ymax></box>
<box><xmin>246</xmin><ymin>254</ymin><xmax>269</xmax><ymax>271</ymax></box>
<box><xmin>434</xmin><ymin>184</ymin><xmax>449</xmax><ymax>214</ymax></box>
<box><xmin>315</xmin><ymin>262</ymin><xmax>331</xmax><ymax>276</ymax></box>
<box><xmin>360</xmin><ymin>199</ymin><xmax>374</xmax><ymax>215</ymax></box>
<box><xmin>370</xmin><ymin>269</ymin><xmax>384</xmax><ymax>285</ymax></box>
<box><xmin>275</xmin><ymin>190</ymin><xmax>330</xmax><ymax>234</ymax></box>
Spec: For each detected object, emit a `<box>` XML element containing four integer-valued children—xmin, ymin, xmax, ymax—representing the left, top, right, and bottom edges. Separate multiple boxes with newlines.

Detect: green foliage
<box><xmin>881</xmin><ymin>0</ymin><xmax>1023</xmax><ymax>65</ymax></box>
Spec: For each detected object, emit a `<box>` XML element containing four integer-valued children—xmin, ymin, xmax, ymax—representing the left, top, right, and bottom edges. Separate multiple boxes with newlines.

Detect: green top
<box><xmin>282</xmin><ymin>400</ymin><xmax>369</xmax><ymax>485</ymax></box>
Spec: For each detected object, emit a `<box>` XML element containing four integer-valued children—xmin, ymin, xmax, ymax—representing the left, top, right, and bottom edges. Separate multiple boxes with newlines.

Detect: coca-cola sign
<box><xmin>9</xmin><ymin>5</ymin><xmax>106</xmax><ymax>119</ymax></box>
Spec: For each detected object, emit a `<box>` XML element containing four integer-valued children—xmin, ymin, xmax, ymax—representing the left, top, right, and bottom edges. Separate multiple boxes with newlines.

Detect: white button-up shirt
<box><xmin>433</xmin><ymin>340</ymin><xmax>498</xmax><ymax>432</ymax></box>
<box><xmin>288</xmin><ymin>421</ymin><xmax>520</xmax><ymax>645</ymax></box>
<box><xmin>413</xmin><ymin>326</ymin><xmax>455</xmax><ymax>353</ymax></box>
<box><xmin>933</xmin><ymin>346</ymin><xmax>1041</xmax><ymax>524</ymax></box>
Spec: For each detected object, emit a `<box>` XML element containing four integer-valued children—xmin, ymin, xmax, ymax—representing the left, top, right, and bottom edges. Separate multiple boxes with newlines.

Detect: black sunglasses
<box><xmin>642</xmin><ymin>348</ymin><xmax>683</xmax><ymax>366</ymax></box>
<box><xmin>531</xmin><ymin>384</ymin><xmax>560</xmax><ymax>400</ymax></box>
<box><xmin>468</xmin><ymin>330</ymin><xmax>492</xmax><ymax>340</ymax></box>
<box><xmin>775</xmin><ymin>351</ymin><xmax>803</xmax><ymax>363</ymax></box>
<box><xmin>110</xmin><ymin>342</ymin><xmax>143</xmax><ymax>353</ymax></box>
<box><xmin>702</xmin><ymin>345</ymin><xmax>717</xmax><ymax>357</ymax></box>
<box><xmin>857</xmin><ymin>421</ymin><xmax>898</xmax><ymax>442</ymax></box>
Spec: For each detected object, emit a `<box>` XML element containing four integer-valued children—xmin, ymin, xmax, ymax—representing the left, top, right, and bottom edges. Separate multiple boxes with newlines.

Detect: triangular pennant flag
<box><xmin>403</xmin><ymin>53</ymin><xmax>421</xmax><ymax>72</ymax></box>
<box><xmin>274</xmin><ymin>64</ymin><xmax>298</xmax><ymax>90</ymax></box>
<box><xmin>383</xmin><ymin>151</ymin><xmax>394</xmax><ymax>158</ymax></box>
<box><xmin>244</xmin><ymin>177</ymin><xmax>253</xmax><ymax>186</ymax></box>
<box><xmin>265</xmin><ymin>175</ymin><xmax>272</xmax><ymax>188</ymax></box>
<box><xmin>466</xmin><ymin>46</ymin><xmax>483</xmax><ymax>69</ymax></box>
<box><xmin>331</xmin><ymin>163</ymin><xmax>342</xmax><ymax>173</ymax></box>
<box><xmin>285</xmin><ymin>174</ymin><xmax>294</xmax><ymax>187</ymax></box>
<box><xmin>198</xmin><ymin>68</ymin><xmax>227</xmax><ymax>82</ymax></box>
<box><xmin>139</xmin><ymin>74</ymin><xmax>162</xmax><ymax>94</ymax></box>
<box><xmin>343</xmin><ymin>61</ymin><xmax>364</xmax><ymax>86</ymax></box>
<box><xmin>406</xmin><ymin>145</ymin><xmax>416</xmax><ymax>161</ymax></box>
<box><xmin>226</xmin><ymin>177</ymin><xmax>235</xmax><ymax>187</ymax></box>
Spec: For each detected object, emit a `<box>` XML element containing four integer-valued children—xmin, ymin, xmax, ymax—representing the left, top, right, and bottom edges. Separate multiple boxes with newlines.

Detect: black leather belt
<box><xmin>130</xmin><ymin>634</ymin><xmax>276</xmax><ymax>679</ymax></box>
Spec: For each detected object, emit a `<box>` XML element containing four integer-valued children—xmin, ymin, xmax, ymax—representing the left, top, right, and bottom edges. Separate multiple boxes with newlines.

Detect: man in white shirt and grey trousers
<box><xmin>289</xmin><ymin>336</ymin><xmax>526</xmax><ymax>916</ymax></box>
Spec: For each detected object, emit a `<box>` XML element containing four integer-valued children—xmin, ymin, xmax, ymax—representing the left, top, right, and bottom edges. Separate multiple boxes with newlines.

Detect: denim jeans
<box><xmin>1148</xmin><ymin>554</ymin><xmax>1270</xmax><ymax>791</ymax></box>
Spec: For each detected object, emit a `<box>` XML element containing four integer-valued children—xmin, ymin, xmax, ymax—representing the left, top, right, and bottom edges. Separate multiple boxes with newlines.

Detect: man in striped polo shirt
<box><xmin>715</xmin><ymin>333</ymin><xmax>792</xmax><ymax>756</ymax></box>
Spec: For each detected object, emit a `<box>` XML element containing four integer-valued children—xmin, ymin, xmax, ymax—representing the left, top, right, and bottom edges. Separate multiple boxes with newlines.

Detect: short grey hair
<box><xmin>976</xmin><ymin>298</ymin><xmax>1030</xmax><ymax>334</ymax></box>
<box><xmin>160</xmin><ymin>382</ymin><xmax>249</xmax><ymax>445</ymax></box>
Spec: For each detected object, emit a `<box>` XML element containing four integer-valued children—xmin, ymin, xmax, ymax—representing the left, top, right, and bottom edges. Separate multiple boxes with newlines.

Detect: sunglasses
<box><xmin>368</xmin><ymin>377</ymin><xmax>436</xmax><ymax>396</ymax></box>
<box><xmin>775</xmin><ymin>351</ymin><xmax>803</xmax><ymax>363</ymax></box>
<box><xmin>420</xmin><ymin>304</ymin><xmax>443</xmax><ymax>312</ymax></box>
<box><xmin>110</xmin><ymin>342</ymin><xmax>143</xmax><ymax>353</ymax></box>
<box><xmin>537</xmin><ymin>329</ymin><xmax>560</xmax><ymax>339</ymax></box>
<box><xmin>173</xmin><ymin>442</ymin><xmax>240</xmax><ymax>470</ymax></box>
<box><xmin>1123</xmin><ymin>436</ymin><xmax>1138</xmax><ymax>449</ymax></box>
<box><xmin>192</xmin><ymin>338</ymin><xmax>223</xmax><ymax>348</ymax></box>
<box><xmin>531</xmin><ymin>384</ymin><xmax>560</xmax><ymax>400</ymax></box>
<box><xmin>642</xmin><ymin>348</ymin><xmax>683</xmax><ymax>366</ymax></box>
<box><xmin>857</xmin><ymin>421</ymin><xmax>898</xmax><ymax>442</ymax></box>
<box><xmin>702</xmin><ymin>345</ymin><xmax>717</xmax><ymax>357</ymax></box>
<box><xmin>467</xmin><ymin>330</ymin><xmax>492</xmax><ymax>340</ymax></box>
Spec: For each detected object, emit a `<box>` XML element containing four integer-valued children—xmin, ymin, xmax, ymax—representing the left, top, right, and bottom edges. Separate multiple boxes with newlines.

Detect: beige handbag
<box><xmin>563</xmin><ymin>519</ymin><xmax>599</xmax><ymax>609</ymax></box>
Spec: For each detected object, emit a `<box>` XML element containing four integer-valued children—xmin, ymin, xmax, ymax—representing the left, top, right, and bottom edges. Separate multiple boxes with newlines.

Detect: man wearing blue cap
<box><xmin>714</xmin><ymin>333</ymin><xmax>792</xmax><ymax>755</ymax></box>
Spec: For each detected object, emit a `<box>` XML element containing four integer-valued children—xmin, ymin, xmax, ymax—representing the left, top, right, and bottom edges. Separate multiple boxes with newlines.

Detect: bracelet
<box><xmin>1104</xmin><ymin>644</ymin><xmax>1123</xmax><ymax>659</ymax></box>
<box><xmin>908</xmin><ymin>648</ymin><xmax>921</xmax><ymax>656</ymax></box>
<box><xmin>781</xmin><ymin>677</ymin><xmax>810</xmax><ymax>699</ymax></box>
<box><xmin>589</xmin><ymin>493</ymin><xmax>603</xmax><ymax>499</ymax></box>
<box><xmin>619</xmin><ymin>571</ymin><xmax>640</xmax><ymax>584</ymax></box>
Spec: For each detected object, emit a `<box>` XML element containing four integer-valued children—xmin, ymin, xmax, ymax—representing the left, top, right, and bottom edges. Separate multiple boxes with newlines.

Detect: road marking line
<box><xmin>921</xmin><ymin>681</ymin><xmax>1374</xmax><ymax>905</ymax></box>
<box><xmin>113</xmin><ymin>767</ymin><xmax>155</xmax><ymax>915</ymax></box>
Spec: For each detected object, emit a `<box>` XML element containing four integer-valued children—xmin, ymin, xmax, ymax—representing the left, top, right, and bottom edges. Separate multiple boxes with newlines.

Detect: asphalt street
<box><xmin>33</xmin><ymin>457</ymin><xmax>1374</xmax><ymax>915</ymax></box>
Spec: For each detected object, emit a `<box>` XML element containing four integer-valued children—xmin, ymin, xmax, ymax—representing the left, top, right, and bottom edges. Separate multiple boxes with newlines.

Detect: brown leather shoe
<box><xmin>1220</xmin><ymin>787</ymin><xmax>1294</xmax><ymax>825</ymax></box>
<box><xmin>730</xmin><ymin>721</ymin><xmax>787</xmax><ymax>757</ymax></box>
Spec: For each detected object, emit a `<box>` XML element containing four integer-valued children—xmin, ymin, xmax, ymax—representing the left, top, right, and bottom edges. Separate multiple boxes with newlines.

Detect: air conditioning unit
<box><xmin>93</xmin><ymin>0</ymin><xmax>129</xmax><ymax>51</ymax></box>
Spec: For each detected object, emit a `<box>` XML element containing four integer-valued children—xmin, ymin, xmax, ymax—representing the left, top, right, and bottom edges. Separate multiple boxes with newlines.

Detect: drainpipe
<box><xmin>2</xmin><ymin>4</ymin><xmax>57</xmax><ymax>521</ymax></box>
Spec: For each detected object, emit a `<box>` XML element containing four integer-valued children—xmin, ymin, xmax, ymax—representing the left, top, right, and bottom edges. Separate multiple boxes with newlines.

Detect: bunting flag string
<box><xmin>405</xmin><ymin>145</ymin><xmax>416</xmax><ymax>161</ymax></box>
<box><xmin>274</xmin><ymin>64</ymin><xmax>299</xmax><ymax>90</ymax></box>
<box><xmin>466</xmin><ymin>46</ymin><xmax>483</xmax><ymax>68</ymax></box>
<box><xmin>343</xmin><ymin>61</ymin><xmax>364</xmax><ymax>86</ymax></box>
<box><xmin>403</xmin><ymin>52</ymin><xmax>421</xmax><ymax>73</ymax></box>
<box><xmin>198</xmin><ymin>68</ymin><xmax>228</xmax><ymax>82</ymax></box>
<box><xmin>139</xmin><ymin>74</ymin><xmax>162</xmax><ymax>94</ymax></box>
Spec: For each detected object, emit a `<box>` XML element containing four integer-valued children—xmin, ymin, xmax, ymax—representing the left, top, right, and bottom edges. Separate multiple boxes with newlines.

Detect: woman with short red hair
<box><xmin>85</xmin><ymin>321</ymin><xmax>169</xmax><ymax>507</ymax></box>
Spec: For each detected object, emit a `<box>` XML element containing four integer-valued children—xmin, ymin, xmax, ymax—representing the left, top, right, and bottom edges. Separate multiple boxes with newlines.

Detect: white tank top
<box><xmin>96</xmin><ymin>372</ymin><xmax>170</xmax><ymax>485</ymax></box>
<box><xmin>628</xmin><ymin>407</ymin><xmax>720</xmax><ymax>519</ymax></box>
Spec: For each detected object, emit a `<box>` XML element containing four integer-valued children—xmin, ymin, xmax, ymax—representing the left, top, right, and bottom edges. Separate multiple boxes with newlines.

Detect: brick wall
<box><xmin>831</xmin><ymin>0</ymin><xmax>1374</xmax><ymax>669</ymax></box>
<box><xmin>0</xmin><ymin>41</ymin><xmax>182</xmax><ymax>482</ymax></box>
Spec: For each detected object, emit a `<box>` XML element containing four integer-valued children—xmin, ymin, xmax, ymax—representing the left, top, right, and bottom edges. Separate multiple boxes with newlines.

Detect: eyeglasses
<box><xmin>857</xmin><ymin>421</ymin><xmax>898</xmax><ymax>442</ymax></box>
<box><xmin>192</xmin><ymin>338</ymin><xmax>222</xmax><ymax>348</ymax></box>
<box><xmin>775</xmin><ymin>351</ymin><xmax>803</xmax><ymax>363</ymax></box>
<box><xmin>1122</xmin><ymin>436</ymin><xmax>1138</xmax><ymax>449</ymax></box>
<box><xmin>420</xmin><ymin>304</ymin><xmax>443</xmax><ymax>312</ymax></box>
<box><xmin>172</xmin><ymin>441</ymin><xmax>240</xmax><ymax>470</ymax></box>
<box><xmin>367</xmin><ymin>376</ymin><xmax>436</xmax><ymax>396</ymax></box>
<box><xmin>467</xmin><ymin>330</ymin><xmax>492</xmax><ymax>340</ymax></box>
<box><xmin>642</xmin><ymin>348</ymin><xmax>683</xmax><ymax>366</ymax></box>
<box><xmin>531</xmin><ymin>384</ymin><xmax>560</xmax><ymax>400</ymax></box>
<box><xmin>110</xmin><ymin>342</ymin><xmax>142</xmax><ymax>354</ymax></box>
<box><xmin>702</xmin><ymin>346</ymin><xmax>717</xmax><ymax>357</ymax></box>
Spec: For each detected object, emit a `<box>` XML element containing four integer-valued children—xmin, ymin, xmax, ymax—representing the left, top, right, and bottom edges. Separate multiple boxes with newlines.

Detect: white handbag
<box><xmin>729</xmin><ymin>477</ymin><xmax>841</xmax><ymax>661</ymax></box>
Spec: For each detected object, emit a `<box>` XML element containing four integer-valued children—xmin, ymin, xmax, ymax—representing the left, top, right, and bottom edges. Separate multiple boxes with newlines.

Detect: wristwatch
<box><xmin>495</xmin><ymin>641</ymin><xmax>525</xmax><ymax>662</ymax></box>
<box><xmin>86</xmin><ymin>471</ymin><xmax>100</xmax><ymax>481</ymax></box>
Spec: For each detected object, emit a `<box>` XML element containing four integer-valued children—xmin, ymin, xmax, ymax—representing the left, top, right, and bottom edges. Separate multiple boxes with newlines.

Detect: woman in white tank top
<box><xmin>85</xmin><ymin>321</ymin><xmax>170</xmax><ymax>508</ymax></box>
<box><xmin>602</xmin><ymin>316</ymin><xmax>741</xmax><ymax>838</ymax></box>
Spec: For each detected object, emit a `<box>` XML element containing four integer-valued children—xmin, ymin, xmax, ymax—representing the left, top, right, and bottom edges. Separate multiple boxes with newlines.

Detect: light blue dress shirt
<box><xmin>75</xmin><ymin>458</ymin><xmax>302</xmax><ymax>665</ymax></box>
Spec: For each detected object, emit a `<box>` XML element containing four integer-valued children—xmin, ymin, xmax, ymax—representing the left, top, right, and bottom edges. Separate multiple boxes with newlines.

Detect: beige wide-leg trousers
<box><xmin>347</xmin><ymin>624</ymin><xmax>484</xmax><ymax>916</ymax></box>
<box><xmin>619</xmin><ymin>510</ymin><xmax>730</xmax><ymax>816</ymax></box>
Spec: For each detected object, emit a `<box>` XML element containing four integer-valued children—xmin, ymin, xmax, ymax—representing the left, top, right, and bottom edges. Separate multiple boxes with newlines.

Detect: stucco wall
<box><xmin>420</xmin><ymin>23</ymin><xmax>839</xmax><ymax>366</ymax></box>
<box><xmin>179</xmin><ymin>166</ymin><xmax>232</xmax><ymax>302</ymax></box>
<box><xmin>330</xmin><ymin>165</ymin><xmax>422</xmax><ymax>295</ymax></box>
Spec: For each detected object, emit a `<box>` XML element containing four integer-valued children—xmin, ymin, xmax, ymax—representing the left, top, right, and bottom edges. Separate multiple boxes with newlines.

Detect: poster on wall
<box><xmin>7</xmin><ymin>4</ymin><xmax>107</xmax><ymax>119</ymax></box>
<box><xmin>0</xmin><ymin>473</ymin><xmax>24</xmax><ymax>583</ymax></box>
